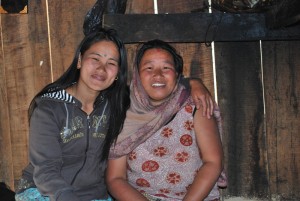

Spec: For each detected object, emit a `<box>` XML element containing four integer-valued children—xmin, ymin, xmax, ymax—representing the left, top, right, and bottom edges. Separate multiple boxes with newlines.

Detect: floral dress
<box><xmin>127</xmin><ymin>101</ymin><xmax>220</xmax><ymax>201</ymax></box>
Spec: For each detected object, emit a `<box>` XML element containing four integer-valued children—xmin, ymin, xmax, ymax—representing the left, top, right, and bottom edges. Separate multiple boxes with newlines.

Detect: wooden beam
<box><xmin>103</xmin><ymin>13</ymin><xmax>300</xmax><ymax>43</ymax></box>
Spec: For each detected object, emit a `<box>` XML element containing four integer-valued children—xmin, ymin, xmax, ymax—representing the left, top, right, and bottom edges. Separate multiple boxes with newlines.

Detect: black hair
<box><xmin>135</xmin><ymin>39</ymin><xmax>183</xmax><ymax>75</ymax></box>
<box><xmin>28</xmin><ymin>28</ymin><xmax>130</xmax><ymax>161</ymax></box>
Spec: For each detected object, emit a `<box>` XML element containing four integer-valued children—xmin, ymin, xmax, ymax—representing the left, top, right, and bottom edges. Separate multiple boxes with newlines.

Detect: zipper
<box><xmin>70</xmin><ymin>114</ymin><xmax>90</xmax><ymax>185</ymax></box>
<box><xmin>86</xmin><ymin>115</ymin><xmax>90</xmax><ymax>152</ymax></box>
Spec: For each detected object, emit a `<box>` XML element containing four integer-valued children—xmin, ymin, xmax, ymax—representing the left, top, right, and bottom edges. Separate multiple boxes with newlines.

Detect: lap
<box><xmin>15</xmin><ymin>188</ymin><xmax>113</xmax><ymax>201</ymax></box>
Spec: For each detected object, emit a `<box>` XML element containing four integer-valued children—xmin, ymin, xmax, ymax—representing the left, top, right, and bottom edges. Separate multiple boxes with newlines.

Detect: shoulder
<box><xmin>32</xmin><ymin>92</ymin><xmax>73</xmax><ymax>120</ymax></box>
<box><xmin>40</xmin><ymin>90</ymin><xmax>75</xmax><ymax>103</ymax></box>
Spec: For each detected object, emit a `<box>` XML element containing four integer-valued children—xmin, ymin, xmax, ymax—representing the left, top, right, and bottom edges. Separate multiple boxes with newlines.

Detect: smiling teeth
<box><xmin>152</xmin><ymin>83</ymin><xmax>165</xmax><ymax>87</ymax></box>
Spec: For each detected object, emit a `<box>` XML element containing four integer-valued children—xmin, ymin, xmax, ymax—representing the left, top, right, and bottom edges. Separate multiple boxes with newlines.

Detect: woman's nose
<box><xmin>153</xmin><ymin>69</ymin><xmax>163</xmax><ymax>77</ymax></box>
<box><xmin>96</xmin><ymin>62</ymin><xmax>106</xmax><ymax>71</ymax></box>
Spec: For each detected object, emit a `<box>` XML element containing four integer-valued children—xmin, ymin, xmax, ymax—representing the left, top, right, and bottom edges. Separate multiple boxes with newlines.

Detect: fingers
<box><xmin>204</xmin><ymin>97</ymin><xmax>211</xmax><ymax>119</ymax></box>
<box><xmin>195</xmin><ymin>95</ymin><xmax>210</xmax><ymax>118</ymax></box>
<box><xmin>192</xmin><ymin>94</ymin><xmax>215</xmax><ymax>119</ymax></box>
<box><xmin>202</xmin><ymin>96</ymin><xmax>214</xmax><ymax>119</ymax></box>
<box><xmin>208</xmin><ymin>98</ymin><xmax>214</xmax><ymax>117</ymax></box>
<box><xmin>199</xmin><ymin>96</ymin><xmax>207</xmax><ymax>116</ymax></box>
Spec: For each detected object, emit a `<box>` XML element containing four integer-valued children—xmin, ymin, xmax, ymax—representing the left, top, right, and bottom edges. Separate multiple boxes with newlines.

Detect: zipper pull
<box><xmin>87</xmin><ymin>115</ymin><xmax>91</xmax><ymax>129</ymax></box>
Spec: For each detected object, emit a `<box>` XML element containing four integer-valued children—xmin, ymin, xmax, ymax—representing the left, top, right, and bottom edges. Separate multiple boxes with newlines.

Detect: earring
<box><xmin>115</xmin><ymin>76</ymin><xmax>118</xmax><ymax>80</ymax></box>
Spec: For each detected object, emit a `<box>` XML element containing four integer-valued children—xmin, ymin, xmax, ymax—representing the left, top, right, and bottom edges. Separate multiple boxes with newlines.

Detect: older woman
<box><xmin>107</xmin><ymin>39</ymin><xmax>224</xmax><ymax>201</ymax></box>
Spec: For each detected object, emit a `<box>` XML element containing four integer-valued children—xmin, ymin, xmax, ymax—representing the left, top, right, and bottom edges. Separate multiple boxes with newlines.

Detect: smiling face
<box><xmin>77</xmin><ymin>40</ymin><xmax>119</xmax><ymax>93</ymax></box>
<box><xmin>139</xmin><ymin>48</ymin><xmax>178</xmax><ymax>103</ymax></box>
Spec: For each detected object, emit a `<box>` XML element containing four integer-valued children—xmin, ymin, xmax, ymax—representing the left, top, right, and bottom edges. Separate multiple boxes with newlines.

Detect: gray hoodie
<box><xmin>16</xmin><ymin>90</ymin><xmax>111</xmax><ymax>201</ymax></box>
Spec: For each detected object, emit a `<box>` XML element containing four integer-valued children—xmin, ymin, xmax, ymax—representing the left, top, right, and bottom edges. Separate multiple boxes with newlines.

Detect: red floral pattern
<box><xmin>153</xmin><ymin>146</ymin><xmax>168</xmax><ymax>157</ymax></box>
<box><xmin>159</xmin><ymin>188</ymin><xmax>170</xmax><ymax>194</ymax></box>
<box><xmin>126</xmin><ymin>100</ymin><xmax>220</xmax><ymax>200</ymax></box>
<box><xmin>175</xmin><ymin>151</ymin><xmax>189</xmax><ymax>162</ymax></box>
<box><xmin>136</xmin><ymin>178</ymin><xmax>150</xmax><ymax>187</ymax></box>
<box><xmin>142</xmin><ymin>160</ymin><xmax>159</xmax><ymax>172</ymax></box>
<box><xmin>161</xmin><ymin>127</ymin><xmax>173</xmax><ymax>138</ymax></box>
<box><xmin>180</xmin><ymin>134</ymin><xmax>193</xmax><ymax>146</ymax></box>
<box><xmin>185</xmin><ymin>104</ymin><xmax>193</xmax><ymax>113</ymax></box>
<box><xmin>128</xmin><ymin>151</ymin><xmax>137</xmax><ymax>160</ymax></box>
<box><xmin>154</xmin><ymin>194</ymin><xmax>168</xmax><ymax>198</ymax></box>
<box><xmin>166</xmin><ymin>172</ymin><xmax>181</xmax><ymax>184</ymax></box>
<box><xmin>184</xmin><ymin>120</ymin><xmax>193</xmax><ymax>131</ymax></box>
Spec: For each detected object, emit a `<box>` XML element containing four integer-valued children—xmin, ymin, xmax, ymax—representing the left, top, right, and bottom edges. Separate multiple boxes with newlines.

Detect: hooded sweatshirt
<box><xmin>16</xmin><ymin>89</ymin><xmax>111</xmax><ymax>201</ymax></box>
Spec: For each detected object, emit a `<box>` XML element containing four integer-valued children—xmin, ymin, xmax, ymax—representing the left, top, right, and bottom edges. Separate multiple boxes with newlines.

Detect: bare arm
<box><xmin>183</xmin><ymin>107</ymin><xmax>223</xmax><ymax>201</ymax></box>
<box><xmin>106</xmin><ymin>156</ymin><xmax>148</xmax><ymax>201</ymax></box>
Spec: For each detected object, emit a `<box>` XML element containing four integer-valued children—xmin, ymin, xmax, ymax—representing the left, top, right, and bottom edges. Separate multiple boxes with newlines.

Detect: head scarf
<box><xmin>109</xmin><ymin>64</ymin><xmax>190</xmax><ymax>159</ymax></box>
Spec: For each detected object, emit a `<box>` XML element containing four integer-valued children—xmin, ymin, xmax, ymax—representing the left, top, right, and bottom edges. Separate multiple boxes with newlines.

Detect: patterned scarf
<box><xmin>109</xmin><ymin>67</ymin><xmax>190</xmax><ymax>159</ymax></box>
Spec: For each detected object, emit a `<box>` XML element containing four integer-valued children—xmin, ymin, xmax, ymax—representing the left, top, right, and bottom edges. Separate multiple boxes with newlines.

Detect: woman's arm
<box><xmin>183</xmin><ymin>107</ymin><xmax>223</xmax><ymax>201</ymax></box>
<box><xmin>30</xmin><ymin>101</ymin><xmax>80</xmax><ymax>201</ymax></box>
<box><xmin>106</xmin><ymin>156</ymin><xmax>148</xmax><ymax>201</ymax></box>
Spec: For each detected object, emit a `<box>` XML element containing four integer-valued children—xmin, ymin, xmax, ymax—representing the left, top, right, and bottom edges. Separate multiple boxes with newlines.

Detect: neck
<box><xmin>70</xmin><ymin>83</ymin><xmax>99</xmax><ymax>114</ymax></box>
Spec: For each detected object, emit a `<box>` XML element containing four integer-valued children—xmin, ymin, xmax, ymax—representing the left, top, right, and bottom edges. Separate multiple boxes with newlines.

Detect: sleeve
<box><xmin>29</xmin><ymin>100</ymin><xmax>80</xmax><ymax>201</ymax></box>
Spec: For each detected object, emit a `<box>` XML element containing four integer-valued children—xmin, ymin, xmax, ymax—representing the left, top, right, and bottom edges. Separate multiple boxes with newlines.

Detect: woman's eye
<box><xmin>108</xmin><ymin>63</ymin><xmax>117</xmax><ymax>66</ymax></box>
<box><xmin>163</xmin><ymin>66</ymin><xmax>172</xmax><ymax>70</ymax></box>
<box><xmin>92</xmin><ymin>57</ymin><xmax>99</xmax><ymax>61</ymax></box>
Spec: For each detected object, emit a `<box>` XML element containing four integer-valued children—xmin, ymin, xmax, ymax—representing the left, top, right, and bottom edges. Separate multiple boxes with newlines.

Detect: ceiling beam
<box><xmin>103</xmin><ymin>13</ymin><xmax>300</xmax><ymax>43</ymax></box>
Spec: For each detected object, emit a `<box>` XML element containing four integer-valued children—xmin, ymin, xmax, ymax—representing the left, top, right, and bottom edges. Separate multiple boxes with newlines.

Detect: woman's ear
<box><xmin>77</xmin><ymin>54</ymin><xmax>82</xmax><ymax>69</ymax></box>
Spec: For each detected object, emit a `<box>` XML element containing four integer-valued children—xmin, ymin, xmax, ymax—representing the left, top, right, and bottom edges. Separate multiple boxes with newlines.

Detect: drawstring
<box><xmin>95</xmin><ymin>99</ymin><xmax>108</xmax><ymax>132</ymax></box>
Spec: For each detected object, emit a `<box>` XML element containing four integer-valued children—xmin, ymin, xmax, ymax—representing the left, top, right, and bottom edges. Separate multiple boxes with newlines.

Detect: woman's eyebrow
<box><xmin>91</xmin><ymin>52</ymin><xmax>119</xmax><ymax>62</ymax></box>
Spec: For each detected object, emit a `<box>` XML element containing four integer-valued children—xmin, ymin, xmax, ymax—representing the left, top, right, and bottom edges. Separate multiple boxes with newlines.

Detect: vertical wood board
<box><xmin>157</xmin><ymin>0</ymin><xmax>205</xmax><ymax>13</ymax></box>
<box><xmin>1</xmin><ymin>12</ymin><xmax>35</xmax><ymax>185</ymax></box>
<box><xmin>215</xmin><ymin>42</ymin><xmax>268</xmax><ymax>198</ymax></box>
<box><xmin>262</xmin><ymin>41</ymin><xmax>300</xmax><ymax>200</ymax></box>
<box><xmin>0</xmin><ymin>14</ymin><xmax>14</xmax><ymax>189</ymax></box>
<box><xmin>47</xmin><ymin>1</ymin><xmax>95</xmax><ymax>80</ymax></box>
<box><xmin>126</xmin><ymin>0</ymin><xmax>154</xmax><ymax>14</ymax></box>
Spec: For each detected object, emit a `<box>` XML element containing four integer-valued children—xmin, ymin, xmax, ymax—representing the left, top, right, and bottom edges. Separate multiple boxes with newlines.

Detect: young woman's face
<box><xmin>139</xmin><ymin>48</ymin><xmax>178</xmax><ymax>103</ymax></box>
<box><xmin>78</xmin><ymin>40</ymin><xmax>119</xmax><ymax>92</ymax></box>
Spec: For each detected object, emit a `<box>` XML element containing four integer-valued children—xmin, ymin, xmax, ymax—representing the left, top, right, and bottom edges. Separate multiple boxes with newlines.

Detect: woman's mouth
<box><xmin>152</xmin><ymin>83</ymin><xmax>165</xmax><ymax>87</ymax></box>
<box><xmin>92</xmin><ymin>74</ymin><xmax>106</xmax><ymax>81</ymax></box>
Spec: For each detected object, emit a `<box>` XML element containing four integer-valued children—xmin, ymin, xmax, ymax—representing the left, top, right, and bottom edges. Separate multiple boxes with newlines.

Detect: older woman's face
<box><xmin>139</xmin><ymin>48</ymin><xmax>178</xmax><ymax>103</ymax></box>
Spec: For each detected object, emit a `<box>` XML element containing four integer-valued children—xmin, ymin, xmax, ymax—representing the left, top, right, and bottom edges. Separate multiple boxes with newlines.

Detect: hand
<box><xmin>190</xmin><ymin>79</ymin><xmax>214</xmax><ymax>119</ymax></box>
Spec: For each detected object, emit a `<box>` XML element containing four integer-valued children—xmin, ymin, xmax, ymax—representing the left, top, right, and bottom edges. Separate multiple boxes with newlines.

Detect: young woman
<box><xmin>15</xmin><ymin>29</ymin><xmax>129</xmax><ymax>201</ymax></box>
<box><xmin>107</xmin><ymin>39</ymin><xmax>224</xmax><ymax>201</ymax></box>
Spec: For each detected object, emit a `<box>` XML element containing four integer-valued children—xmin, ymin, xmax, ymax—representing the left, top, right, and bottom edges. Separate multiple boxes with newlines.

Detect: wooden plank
<box><xmin>215</xmin><ymin>42</ymin><xmax>267</xmax><ymax>198</ymax></box>
<box><xmin>1</xmin><ymin>10</ymin><xmax>36</xmax><ymax>190</ymax></box>
<box><xmin>48</xmin><ymin>0</ymin><xmax>95</xmax><ymax>80</ymax></box>
<box><xmin>0</xmin><ymin>0</ymin><xmax>51</xmax><ymax>189</ymax></box>
<box><xmin>262</xmin><ymin>41</ymin><xmax>300</xmax><ymax>200</ymax></box>
<box><xmin>0</xmin><ymin>14</ymin><xmax>14</xmax><ymax>190</ymax></box>
<box><xmin>28</xmin><ymin>0</ymin><xmax>52</xmax><ymax>100</ymax></box>
<box><xmin>103</xmin><ymin>13</ymin><xmax>300</xmax><ymax>43</ymax></box>
<box><xmin>125</xmin><ymin>0</ymin><xmax>154</xmax><ymax>14</ymax></box>
<box><xmin>157</xmin><ymin>0</ymin><xmax>204</xmax><ymax>13</ymax></box>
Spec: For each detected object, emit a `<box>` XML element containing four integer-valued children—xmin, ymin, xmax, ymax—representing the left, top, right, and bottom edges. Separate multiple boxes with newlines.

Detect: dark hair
<box><xmin>135</xmin><ymin>39</ymin><xmax>183</xmax><ymax>75</ymax></box>
<box><xmin>28</xmin><ymin>28</ymin><xmax>130</xmax><ymax>161</ymax></box>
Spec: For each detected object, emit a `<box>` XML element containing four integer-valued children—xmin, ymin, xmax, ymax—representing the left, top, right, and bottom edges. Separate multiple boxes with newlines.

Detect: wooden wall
<box><xmin>0</xmin><ymin>0</ymin><xmax>299</xmax><ymax>200</ymax></box>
